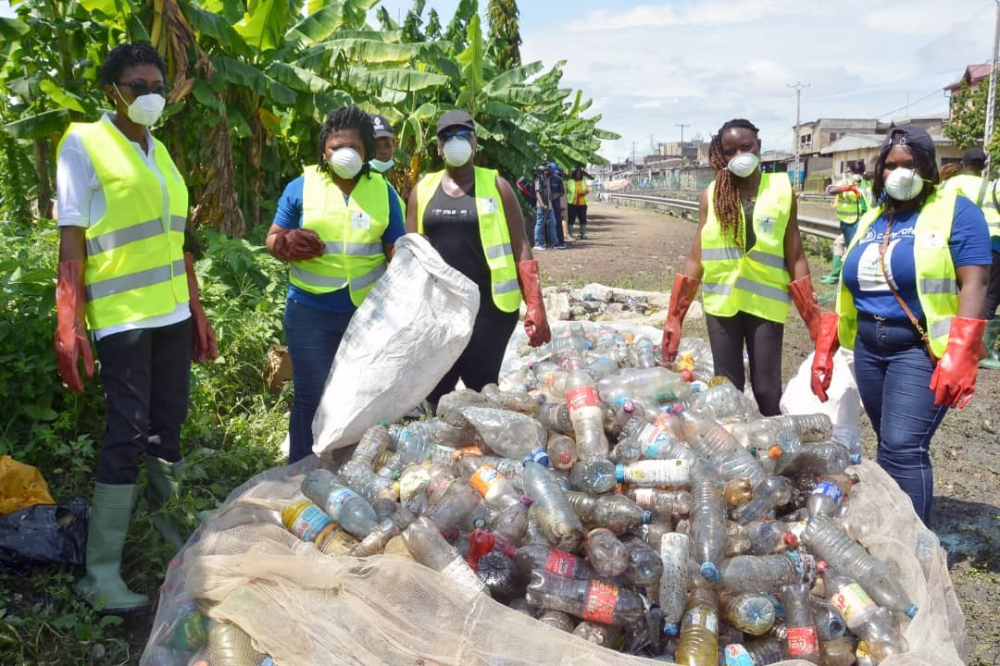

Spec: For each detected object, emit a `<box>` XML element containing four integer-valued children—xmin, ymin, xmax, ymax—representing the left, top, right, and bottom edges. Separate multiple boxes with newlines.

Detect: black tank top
<box><xmin>423</xmin><ymin>181</ymin><xmax>493</xmax><ymax>303</ymax></box>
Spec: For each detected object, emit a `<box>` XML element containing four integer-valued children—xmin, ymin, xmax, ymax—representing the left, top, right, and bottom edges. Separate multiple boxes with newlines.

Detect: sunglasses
<box><xmin>439</xmin><ymin>129</ymin><xmax>474</xmax><ymax>142</ymax></box>
<box><xmin>116</xmin><ymin>81</ymin><xmax>170</xmax><ymax>97</ymax></box>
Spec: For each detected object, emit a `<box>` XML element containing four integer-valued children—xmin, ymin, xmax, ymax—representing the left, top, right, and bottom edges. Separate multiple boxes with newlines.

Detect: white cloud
<box><xmin>633</xmin><ymin>100</ymin><xmax>664</xmax><ymax>109</ymax></box>
<box><xmin>566</xmin><ymin>0</ymin><xmax>808</xmax><ymax>32</ymax></box>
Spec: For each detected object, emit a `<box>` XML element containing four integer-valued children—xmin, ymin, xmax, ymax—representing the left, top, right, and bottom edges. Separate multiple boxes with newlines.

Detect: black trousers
<box><xmin>552</xmin><ymin>199</ymin><xmax>565</xmax><ymax>246</ymax></box>
<box><xmin>567</xmin><ymin>204</ymin><xmax>588</xmax><ymax>233</ymax></box>
<box><xmin>94</xmin><ymin>318</ymin><xmax>192</xmax><ymax>484</ymax></box>
<box><xmin>426</xmin><ymin>304</ymin><xmax>519</xmax><ymax>405</ymax></box>
<box><xmin>705</xmin><ymin>312</ymin><xmax>784</xmax><ymax>417</ymax></box>
<box><xmin>985</xmin><ymin>251</ymin><xmax>1000</xmax><ymax>319</ymax></box>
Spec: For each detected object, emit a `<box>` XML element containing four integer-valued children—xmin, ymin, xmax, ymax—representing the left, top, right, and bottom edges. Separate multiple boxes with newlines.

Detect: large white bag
<box><xmin>780</xmin><ymin>348</ymin><xmax>862</xmax><ymax>430</ymax></box>
<box><xmin>311</xmin><ymin>234</ymin><xmax>480</xmax><ymax>456</ymax></box>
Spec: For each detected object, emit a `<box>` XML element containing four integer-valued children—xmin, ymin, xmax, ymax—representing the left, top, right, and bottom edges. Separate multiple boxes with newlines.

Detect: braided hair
<box><xmin>316</xmin><ymin>105</ymin><xmax>376</xmax><ymax>179</ymax></box>
<box><xmin>709</xmin><ymin>118</ymin><xmax>760</xmax><ymax>248</ymax></box>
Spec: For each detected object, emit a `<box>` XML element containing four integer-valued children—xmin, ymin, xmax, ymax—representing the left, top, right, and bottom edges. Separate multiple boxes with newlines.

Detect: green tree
<box><xmin>944</xmin><ymin>79</ymin><xmax>1000</xmax><ymax>168</ymax></box>
<box><xmin>488</xmin><ymin>0</ymin><xmax>522</xmax><ymax>71</ymax></box>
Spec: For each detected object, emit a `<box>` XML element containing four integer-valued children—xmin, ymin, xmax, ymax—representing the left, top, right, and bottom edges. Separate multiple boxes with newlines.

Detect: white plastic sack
<box><xmin>311</xmin><ymin>234</ymin><xmax>480</xmax><ymax>455</ymax></box>
<box><xmin>780</xmin><ymin>348</ymin><xmax>861</xmax><ymax>429</ymax></box>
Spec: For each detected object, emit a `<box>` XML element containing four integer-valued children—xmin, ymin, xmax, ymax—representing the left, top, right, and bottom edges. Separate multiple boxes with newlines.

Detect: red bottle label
<box><xmin>545</xmin><ymin>549</ymin><xmax>579</xmax><ymax>577</ymax></box>
<box><xmin>786</xmin><ymin>626</ymin><xmax>819</xmax><ymax>655</ymax></box>
<box><xmin>566</xmin><ymin>386</ymin><xmax>599</xmax><ymax>413</ymax></box>
<box><xmin>583</xmin><ymin>580</ymin><xmax>619</xmax><ymax>624</ymax></box>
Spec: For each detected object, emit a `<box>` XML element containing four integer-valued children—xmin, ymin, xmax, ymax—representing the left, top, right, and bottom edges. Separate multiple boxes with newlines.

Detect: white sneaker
<box><xmin>533</xmin><ymin>245</ymin><xmax>548</xmax><ymax>251</ymax></box>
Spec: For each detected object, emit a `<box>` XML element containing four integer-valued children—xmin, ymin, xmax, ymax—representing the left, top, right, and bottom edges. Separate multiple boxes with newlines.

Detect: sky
<box><xmin>4</xmin><ymin>0</ymin><xmax>995</xmax><ymax>162</ymax></box>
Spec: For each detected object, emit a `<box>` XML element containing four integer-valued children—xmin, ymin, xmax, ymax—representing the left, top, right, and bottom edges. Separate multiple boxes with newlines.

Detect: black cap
<box><xmin>882</xmin><ymin>124</ymin><xmax>936</xmax><ymax>159</ymax></box>
<box><xmin>848</xmin><ymin>159</ymin><xmax>866</xmax><ymax>175</ymax></box>
<box><xmin>963</xmin><ymin>147</ymin><xmax>987</xmax><ymax>166</ymax></box>
<box><xmin>436</xmin><ymin>109</ymin><xmax>475</xmax><ymax>135</ymax></box>
<box><xmin>371</xmin><ymin>114</ymin><xmax>394</xmax><ymax>139</ymax></box>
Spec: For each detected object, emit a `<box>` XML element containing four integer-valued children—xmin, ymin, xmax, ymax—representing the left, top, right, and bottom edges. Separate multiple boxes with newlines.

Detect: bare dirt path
<box><xmin>538</xmin><ymin>201</ymin><xmax>1000</xmax><ymax>665</ymax></box>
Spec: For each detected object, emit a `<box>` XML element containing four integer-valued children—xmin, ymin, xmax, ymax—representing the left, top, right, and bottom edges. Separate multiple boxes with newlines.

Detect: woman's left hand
<box><xmin>929</xmin><ymin>316</ymin><xmax>986</xmax><ymax>408</ymax></box>
<box><xmin>184</xmin><ymin>253</ymin><xmax>219</xmax><ymax>364</ymax></box>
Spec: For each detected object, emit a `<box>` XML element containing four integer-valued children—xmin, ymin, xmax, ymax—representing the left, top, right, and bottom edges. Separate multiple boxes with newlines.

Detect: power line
<box><xmin>872</xmin><ymin>88</ymin><xmax>945</xmax><ymax>120</ymax></box>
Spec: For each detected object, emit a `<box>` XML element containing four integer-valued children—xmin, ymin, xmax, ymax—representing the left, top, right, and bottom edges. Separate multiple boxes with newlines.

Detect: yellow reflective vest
<box><xmin>836</xmin><ymin>189</ymin><xmax>961</xmax><ymax>358</ymax></box>
<box><xmin>58</xmin><ymin>121</ymin><xmax>189</xmax><ymax>330</ymax></box>
<box><xmin>835</xmin><ymin>178</ymin><xmax>868</xmax><ymax>225</ymax></box>
<box><xmin>290</xmin><ymin>167</ymin><xmax>389</xmax><ymax>306</ymax></box>
<box><xmin>942</xmin><ymin>174</ymin><xmax>1000</xmax><ymax>242</ymax></box>
<box><xmin>567</xmin><ymin>179</ymin><xmax>589</xmax><ymax>206</ymax></box>
<box><xmin>700</xmin><ymin>172</ymin><xmax>793</xmax><ymax>324</ymax></box>
<box><xmin>416</xmin><ymin>167</ymin><xmax>521</xmax><ymax>312</ymax></box>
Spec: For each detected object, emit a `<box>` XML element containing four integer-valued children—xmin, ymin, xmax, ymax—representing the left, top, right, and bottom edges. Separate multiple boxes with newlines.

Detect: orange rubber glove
<box><xmin>184</xmin><ymin>253</ymin><xmax>218</xmax><ymax>364</ymax></box>
<box><xmin>810</xmin><ymin>312</ymin><xmax>840</xmax><ymax>402</ymax></box>
<box><xmin>788</xmin><ymin>275</ymin><xmax>822</xmax><ymax>343</ymax></box>
<box><xmin>271</xmin><ymin>228</ymin><xmax>324</xmax><ymax>262</ymax></box>
<box><xmin>929</xmin><ymin>317</ymin><xmax>986</xmax><ymax>409</ymax></box>
<box><xmin>54</xmin><ymin>260</ymin><xmax>95</xmax><ymax>393</ymax></box>
<box><xmin>661</xmin><ymin>273</ymin><xmax>700</xmax><ymax>363</ymax></box>
<box><xmin>517</xmin><ymin>259</ymin><xmax>551</xmax><ymax>347</ymax></box>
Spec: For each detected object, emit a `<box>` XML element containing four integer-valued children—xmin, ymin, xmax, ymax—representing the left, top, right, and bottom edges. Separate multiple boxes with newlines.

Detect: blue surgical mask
<box><xmin>369</xmin><ymin>158</ymin><xmax>395</xmax><ymax>173</ymax></box>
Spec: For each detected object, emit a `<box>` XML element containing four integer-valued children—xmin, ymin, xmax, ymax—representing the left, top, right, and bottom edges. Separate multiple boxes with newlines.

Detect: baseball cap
<box><xmin>882</xmin><ymin>124</ymin><xmax>935</xmax><ymax>159</ymax></box>
<box><xmin>962</xmin><ymin>147</ymin><xmax>987</xmax><ymax>166</ymax></box>
<box><xmin>436</xmin><ymin>109</ymin><xmax>475</xmax><ymax>135</ymax></box>
<box><xmin>371</xmin><ymin>114</ymin><xmax>394</xmax><ymax>139</ymax></box>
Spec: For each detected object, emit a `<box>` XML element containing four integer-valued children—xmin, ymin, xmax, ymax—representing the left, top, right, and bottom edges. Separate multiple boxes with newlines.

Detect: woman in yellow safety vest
<box><xmin>566</xmin><ymin>166</ymin><xmax>590</xmax><ymax>239</ymax></box>
<box><xmin>266</xmin><ymin>106</ymin><xmax>405</xmax><ymax>464</ymax></box>
<box><xmin>54</xmin><ymin>42</ymin><xmax>217</xmax><ymax>613</ymax></box>
<box><xmin>661</xmin><ymin>118</ymin><xmax>821</xmax><ymax>416</ymax></box>
<box><xmin>407</xmin><ymin>110</ymin><xmax>551</xmax><ymax>406</ymax></box>
<box><xmin>811</xmin><ymin>125</ymin><xmax>991</xmax><ymax>523</ymax></box>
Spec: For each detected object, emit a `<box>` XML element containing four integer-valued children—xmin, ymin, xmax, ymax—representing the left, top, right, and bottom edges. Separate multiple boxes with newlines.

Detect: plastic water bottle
<box><xmin>598</xmin><ymin>367</ymin><xmax>691</xmax><ymax>405</ymax></box>
<box><xmin>810</xmin><ymin>596</ymin><xmax>847</xmax><ymax>642</ymax></box>
<box><xmin>770</xmin><ymin>413</ymin><xmax>833</xmax><ymax>442</ymax></box>
<box><xmin>627</xmin><ymin>488</ymin><xmax>693</xmax><ymax>520</ymax></box>
<box><xmin>537</xmin><ymin>609</ymin><xmax>576</xmax><ymax>632</ymax></box>
<box><xmin>351</xmin><ymin>424</ymin><xmax>391</xmax><ymax>465</ymax></box>
<box><xmin>806</xmin><ymin>480</ymin><xmax>845</xmax><ymax>518</ymax></box>
<box><xmin>477</xmin><ymin>550</ymin><xmax>518</xmax><ymax>599</ymax></box>
<box><xmin>690</xmin><ymin>467</ymin><xmax>726</xmax><ymax>582</ymax></box>
<box><xmin>832</xmin><ymin>425</ymin><xmax>863</xmax><ymax>464</ymax></box>
<box><xmin>730</xmin><ymin>419</ymin><xmax>799</xmax><ymax>464</ymax></box>
<box><xmin>621</xmin><ymin>535</ymin><xmax>662</xmax><ymax>587</ymax></box>
<box><xmin>208</xmin><ymin>622</ymin><xmax>260</xmax><ymax>666</ymax></box>
<box><xmin>538</xmin><ymin>402</ymin><xmax>573</xmax><ymax>434</ymax></box>
<box><xmin>584</xmin><ymin>355</ymin><xmax>619</xmax><ymax>381</ymax></box>
<box><xmin>720</xmin><ymin>591</ymin><xmax>776</xmax><ymax>636</ymax></box>
<box><xmin>301</xmin><ymin>469</ymin><xmax>378</xmax><ymax>538</ymax></box>
<box><xmin>402</xmin><ymin>516</ymin><xmax>489</xmax><ymax>597</ymax></box>
<box><xmin>719</xmin><ymin>553</ymin><xmax>809</xmax><ymax>593</ymax></box>
<box><xmin>782</xmin><ymin>442</ymin><xmax>850</xmax><ymax>476</ymax></box>
<box><xmin>802</xmin><ymin>517</ymin><xmax>917</xmax><ymax>618</ymax></box>
<box><xmin>690</xmin><ymin>381</ymin><xmax>757</xmax><ymax>423</ymax></box>
<box><xmin>658</xmin><ymin>532</ymin><xmax>689</xmax><ymax>637</ymax></box>
<box><xmin>546</xmin><ymin>433</ymin><xmax>578</xmax><ymax>470</ymax></box>
<box><xmin>821</xmin><ymin>564</ymin><xmax>908</xmax><ymax>661</ymax></box>
<box><xmin>675</xmin><ymin>586</ymin><xmax>719</xmax><ymax>666</ymax></box>
<box><xmin>513</xmin><ymin>543</ymin><xmax>599</xmax><ymax>580</ymax></box>
<box><xmin>726</xmin><ymin>521</ymin><xmax>791</xmax><ymax>557</ymax></box>
<box><xmin>675</xmin><ymin>337</ymin><xmax>714</xmax><ymax>382</ymax></box>
<box><xmin>781</xmin><ymin>583</ymin><xmax>821</xmax><ymax>664</ymax></box>
<box><xmin>730</xmin><ymin>637</ymin><xmax>784</xmax><ymax>665</ymax></box>
<box><xmin>569</xmin><ymin>458</ymin><xmax>617</xmax><ymax>494</ymax></box>
<box><xmin>583</xmin><ymin>527</ymin><xmax>628</xmax><ymax>577</ymax></box>
<box><xmin>481</xmin><ymin>382</ymin><xmax>539</xmax><ymax>416</ymax></box>
<box><xmin>315</xmin><ymin>524</ymin><xmax>360</xmax><ymax>557</ymax></box>
<box><xmin>632</xmin><ymin>336</ymin><xmax>657</xmax><ymax>368</ymax></box>
<box><xmin>565</xmin><ymin>492</ymin><xmax>652</xmax><ymax>533</ymax></box>
<box><xmin>565</xmin><ymin>369</ymin><xmax>610</xmax><ymax>459</ymax></box>
<box><xmin>723</xmin><ymin>478</ymin><xmax>755</xmax><ymax>506</ymax></box>
<box><xmin>819</xmin><ymin>636</ymin><xmax>857</xmax><ymax>666</ymax></box>
<box><xmin>678</xmin><ymin>409</ymin><xmax>768</xmax><ymax>488</ymax></box>
<box><xmin>728</xmin><ymin>475</ymin><xmax>793</xmax><ymax>527</ymax></box>
<box><xmin>573</xmin><ymin>620</ymin><xmax>623</xmax><ymax>647</ymax></box>
<box><xmin>388</xmin><ymin>419</ymin><xmax>474</xmax><ymax>462</ymax></box>
<box><xmin>615</xmin><ymin>459</ymin><xmax>692</xmax><ymax>487</ymax></box>
<box><xmin>462</xmin><ymin>455</ymin><xmax>526</xmax><ymax>491</ymax></box>
<box><xmin>526</xmin><ymin>570</ymin><xmax>644</xmax><ymax>626</ymax></box>
<box><xmin>458</xmin><ymin>406</ymin><xmax>547</xmax><ymax>460</ymax></box>
<box><xmin>627</xmin><ymin>421</ymin><xmax>702</xmax><ymax>464</ymax></box>
<box><xmin>280</xmin><ymin>500</ymin><xmax>335</xmax><ymax>544</ymax></box>
<box><xmin>338</xmin><ymin>459</ymin><xmax>394</xmax><ymax>505</ymax></box>
<box><xmin>522</xmin><ymin>461</ymin><xmax>584</xmax><ymax>552</ymax></box>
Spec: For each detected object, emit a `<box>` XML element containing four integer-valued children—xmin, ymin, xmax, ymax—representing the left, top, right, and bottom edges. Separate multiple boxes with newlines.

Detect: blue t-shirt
<box><xmin>842</xmin><ymin>196</ymin><xmax>992</xmax><ymax>321</ymax></box>
<box><xmin>274</xmin><ymin>175</ymin><xmax>406</xmax><ymax>312</ymax></box>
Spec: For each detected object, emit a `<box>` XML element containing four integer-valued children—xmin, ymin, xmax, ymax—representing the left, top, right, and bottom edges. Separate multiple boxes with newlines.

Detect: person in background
<box><xmin>533</xmin><ymin>163</ymin><xmax>557</xmax><ymax>250</ymax></box>
<box><xmin>566</xmin><ymin>166</ymin><xmax>590</xmax><ymax>239</ymax></box>
<box><xmin>938</xmin><ymin>162</ymin><xmax>962</xmax><ymax>183</ymax></box>
<box><xmin>811</xmin><ymin>126</ymin><xmax>991</xmax><ymax>523</ymax></box>
<box><xmin>266</xmin><ymin>106</ymin><xmax>405</xmax><ymax>464</ymax></box>
<box><xmin>55</xmin><ymin>42</ymin><xmax>217</xmax><ymax>612</ymax></box>
<box><xmin>369</xmin><ymin>113</ymin><xmax>397</xmax><ymax>176</ymax></box>
<box><xmin>661</xmin><ymin>118</ymin><xmax>821</xmax><ymax>417</ymax></box>
<box><xmin>407</xmin><ymin>110</ymin><xmax>550</xmax><ymax>405</ymax></box>
<box><xmin>821</xmin><ymin>160</ymin><xmax>869</xmax><ymax>284</ymax></box>
<box><xmin>549</xmin><ymin>162</ymin><xmax>568</xmax><ymax>249</ymax></box>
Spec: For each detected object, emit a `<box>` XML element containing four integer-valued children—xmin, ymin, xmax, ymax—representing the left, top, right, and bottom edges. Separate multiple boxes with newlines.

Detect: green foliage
<box><xmin>944</xmin><ymin>79</ymin><xmax>1000</xmax><ymax>169</ymax></box>
<box><xmin>487</xmin><ymin>0</ymin><xmax>522</xmax><ymax>71</ymax></box>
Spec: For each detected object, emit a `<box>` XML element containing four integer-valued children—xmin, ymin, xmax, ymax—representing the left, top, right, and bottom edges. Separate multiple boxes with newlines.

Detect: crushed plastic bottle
<box><xmin>301</xmin><ymin>469</ymin><xmax>378</xmax><ymax>538</ymax></box>
<box><xmin>583</xmin><ymin>527</ymin><xmax>628</xmax><ymax>577</ymax></box>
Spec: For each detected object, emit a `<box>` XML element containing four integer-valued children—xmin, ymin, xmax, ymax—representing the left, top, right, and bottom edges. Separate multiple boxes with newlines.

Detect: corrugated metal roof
<box><xmin>820</xmin><ymin>134</ymin><xmax>883</xmax><ymax>154</ymax></box>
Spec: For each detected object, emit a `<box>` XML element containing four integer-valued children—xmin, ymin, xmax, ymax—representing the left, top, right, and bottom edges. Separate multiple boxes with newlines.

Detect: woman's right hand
<box><xmin>271</xmin><ymin>228</ymin><xmax>324</xmax><ymax>261</ymax></box>
<box><xmin>810</xmin><ymin>312</ymin><xmax>841</xmax><ymax>402</ymax></box>
<box><xmin>660</xmin><ymin>273</ymin><xmax>700</xmax><ymax>363</ymax></box>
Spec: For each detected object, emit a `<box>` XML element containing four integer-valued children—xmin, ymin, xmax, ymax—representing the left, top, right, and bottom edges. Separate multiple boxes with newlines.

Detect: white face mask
<box><xmin>727</xmin><ymin>152</ymin><xmax>759</xmax><ymax>178</ymax></box>
<box><xmin>851</xmin><ymin>173</ymin><xmax>863</xmax><ymax>182</ymax></box>
<box><xmin>328</xmin><ymin>147</ymin><xmax>364</xmax><ymax>179</ymax></box>
<box><xmin>443</xmin><ymin>137</ymin><xmax>474</xmax><ymax>167</ymax></box>
<box><xmin>884</xmin><ymin>168</ymin><xmax>925</xmax><ymax>202</ymax></box>
<box><xmin>369</xmin><ymin>158</ymin><xmax>395</xmax><ymax>173</ymax></box>
<box><xmin>117</xmin><ymin>85</ymin><xmax>166</xmax><ymax>127</ymax></box>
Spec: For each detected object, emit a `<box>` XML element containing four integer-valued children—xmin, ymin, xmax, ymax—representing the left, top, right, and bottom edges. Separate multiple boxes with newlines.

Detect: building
<box><xmin>943</xmin><ymin>63</ymin><xmax>991</xmax><ymax>96</ymax></box>
<box><xmin>654</xmin><ymin>140</ymin><xmax>710</xmax><ymax>165</ymax></box>
<box><xmin>794</xmin><ymin>118</ymin><xmax>880</xmax><ymax>157</ymax></box>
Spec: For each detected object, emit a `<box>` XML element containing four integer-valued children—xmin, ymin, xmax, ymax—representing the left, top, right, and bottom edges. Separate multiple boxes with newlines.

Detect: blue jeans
<box><xmin>284</xmin><ymin>299</ymin><xmax>355</xmax><ymax>464</ymax></box>
<box><xmin>534</xmin><ymin>206</ymin><xmax>557</xmax><ymax>247</ymax></box>
<box><xmin>853</xmin><ymin>315</ymin><xmax>948</xmax><ymax>523</ymax></box>
<box><xmin>840</xmin><ymin>221</ymin><xmax>857</xmax><ymax>249</ymax></box>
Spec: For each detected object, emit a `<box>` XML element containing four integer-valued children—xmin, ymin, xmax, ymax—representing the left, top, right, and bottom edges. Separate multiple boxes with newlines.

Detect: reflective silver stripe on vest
<box><xmin>919</xmin><ymin>278</ymin><xmax>959</xmax><ymax>295</ymax></box>
<box><xmin>323</xmin><ymin>241</ymin><xmax>384</xmax><ymax>256</ymax></box>
<box><xmin>86</xmin><ymin>258</ymin><xmax>184</xmax><ymax>301</ymax></box>
<box><xmin>702</xmin><ymin>282</ymin><xmax>733</xmax><ymax>296</ymax></box>
<box><xmin>747</xmin><ymin>249</ymin><xmax>786</xmax><ymax>270</ymax></box>
<box><xmin>702</xmin><ymin>247</ymin><xmax>742</xmax><ymax>261</ymax></box>
<box><xmin>735</xmin><ymin>277</ymin><xmax>791</xmax><ymax>303</ymax></box>
<box><xmin>486</xmin><ymin>242</ymin><xmax>514</xmax><ymax>260</ymax></box>
<box><xmin>494</xmin><ymin>278</ymin><xmax>520</xmax><ymax>295</ymax></box>
<box><xmin>86</xmin><ymin>218</ymin><xmax>165</xmax><ymax>256</ymax></box>
<box><xmin>290</xmin><ymin>266</ymin><xmax>348</xmax><ymax>289</ymax></box>
<box><xmin>349</xmin><ymin>263</ymin><xmax>387</xmax><ymax>291</ymax></box>
<box><xmin>171</xmin><ymin>215</ymin><xmax>186</xmax><ymax>233</ymax></box>
<box><xmin>930</xmin><ymin>317</ymin><xmax>952</xmax><ymax>339</ymax></box>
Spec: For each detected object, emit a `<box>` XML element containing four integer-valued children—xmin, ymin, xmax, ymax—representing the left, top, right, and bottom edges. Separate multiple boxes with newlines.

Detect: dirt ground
<box><xmin>537</xmin><ymin>202</ymin><xmax>1000</xmax><ymax>666</ymax></box>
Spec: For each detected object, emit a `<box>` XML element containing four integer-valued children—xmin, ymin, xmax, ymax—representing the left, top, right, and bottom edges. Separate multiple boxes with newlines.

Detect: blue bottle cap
<box><xmin>662</xmin><ymin>622</ymin><xmax>679</xmax><ymax>637</ymax></box>
<box><xmin>641</xmin><ymin>510</ymin><xmax>654</xmax><ymax>524</ymax></box>
<box><xmin>905</xmin><ymin>604</ymin><xmax>918</xmax><ymax>619</ymax></box>
<box><xmin>849</xmin><ymin>454</ymin><xmax>862</xmax><ymax>464</ymax></box>
<box><xmin>522</xmin><ymin>447</ymin><xmax>550</xmax><ymax>467</ymax></box>
<box><xmin>700</xmin><ymin>562</ymin><xmax>720</xmax><ymax>582</ymax></box>
<box><xmin>615</xmin><ymin>464</ymin><xmax>625</xmax><ymax>483</ymax></box>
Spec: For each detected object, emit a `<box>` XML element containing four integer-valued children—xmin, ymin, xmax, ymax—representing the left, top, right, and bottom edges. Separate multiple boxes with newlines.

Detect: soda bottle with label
<box><xmin>565</xmin><ymin>368</ymin><xmax>609</xmax><ymax>459</ymax></box>
<box><xmin>525</xmin><ymin>569</ymin><xmax>644</xmax><ymax>626</ymax></box>
<box><xmin>513</xmin><ymin>543</ymin><xmax>599</xmax><ymax>581</ymax></box>
<box><xmin>780</xmin><ymin>583</ymin><xmax>821</xmax><ymax>664</ymax></box>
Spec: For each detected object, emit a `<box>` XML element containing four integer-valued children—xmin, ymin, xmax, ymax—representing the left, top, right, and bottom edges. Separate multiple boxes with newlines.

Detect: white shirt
<box><xmin>57</xmin><ymin>112</ymin><xmax>190</xmax><ymax>340</ymax></box>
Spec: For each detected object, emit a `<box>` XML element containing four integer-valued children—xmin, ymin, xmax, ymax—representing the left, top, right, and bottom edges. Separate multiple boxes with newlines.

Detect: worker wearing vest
<box><xmin>821</xmin><ymin>160</ymin><xmax>870</xmax><ymax>284</ymax></box>
<box><xmin>811</xmin><ymin>126</ymin><xmax>991</xmax><ymax>523</ymax></box>
<box><xmin>407</xmin><ymin>110</ymin><xmax>551</xmax><ymax>406</ymax></box>
<box><xmin>55</xmin><ymin>43</ymin><xmax>217</xmax><ymax>612</ymax></box>
<box><xmin>662</xmin><ymin>118</ymin><xmax>821</xmax><ymax>416</ymax></box>
<box><xmin>566</xmin><ymin>167</ymin><xmax>590</xmax><ymax>239</ymax></box>
<box><xmin>267</xmin><ymin>106</ymin><xmax>405</xmax><ymax>464</ymax></box>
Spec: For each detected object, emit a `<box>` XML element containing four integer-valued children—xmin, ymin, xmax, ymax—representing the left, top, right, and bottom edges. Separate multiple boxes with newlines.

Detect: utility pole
<box><xmin>788</xmin><ymin>82</ymin><xmax>810</xmax><ymax>189</ymax></box>
<box><xmin>676</xmin><ymin>123</ymin><xmax>690</xmax><ymax>145</ymax></box>
<box><xmin>984</xmin><ymin>0</ymin><xmax>1000</xmax><ymax>177</ymax></box>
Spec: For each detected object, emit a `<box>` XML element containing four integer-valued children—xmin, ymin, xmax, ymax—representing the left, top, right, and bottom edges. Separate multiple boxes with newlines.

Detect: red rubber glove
<box><xmin>788</xmin><ymin>275</ymin><xmax>822</xmax><ymax>343</ymax></box>
<box><xmin>517</xmin><ymin>259</ymin><xmax>551</xmax><ymax>347</ymax></box>
<box><xmin>271</xmin><ymin>228</ymin><xmax>324</xmax><ymax>261</ymax></box>
<box><xmin>54</xmin><ymin>260</ymin><xmax>95</xmax><ymax>393</ymax></box>
<box><xmin>184</xmin><ymin>253</ymin><xmax>218</xmax><ymax>364</ymax></box>
<box><xmin>811</xmin><ymin>312</ymin><xmax>840</xmax><ymax>402</ymax></box>
<box><xmin>929</xmin><ymin>317</ymin><xmax>986</xmax><ymax>409</ymax></box>
<box><xmin>661</xmin><ymin>273</ymin><xmax>700</xmax><ymax>363</ymax></box>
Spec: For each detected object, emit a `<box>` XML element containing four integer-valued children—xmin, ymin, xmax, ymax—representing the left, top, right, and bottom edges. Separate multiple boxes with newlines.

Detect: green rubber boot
<box><xmin>980</xmin><ymin>318</ymin><xmax>1000</xmax><ymax>369</ymax></box>
<box><xmin>75</xmin><ymin>483</ymin><xmax>149</xmax><ymax>612</ymax></box>
<box><xmin>820</xmin><ymin>255</ymin><xmax>843</xmax><ymax>284</ymax></box>
<box><xmin>146</xmin><ymin>456</ymin><xmax>186</xmax><ymax>550</ymax></box>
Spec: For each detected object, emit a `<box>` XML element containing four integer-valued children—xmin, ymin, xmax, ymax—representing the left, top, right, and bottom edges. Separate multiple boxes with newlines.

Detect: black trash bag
<box><xmin>0</xmin><ymin>498</ymin><xmax>88</xmax><ymax>571</ymax></box>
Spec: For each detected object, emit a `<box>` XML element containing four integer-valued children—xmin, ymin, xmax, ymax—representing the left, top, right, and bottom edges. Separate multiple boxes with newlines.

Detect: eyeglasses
<box><xmin>116</xmin><ymin>81</ymin><xmax>169</xmax><ymax>98</ymax></box>
<box><xmin>439</xmin><ymin>129</ymin><xmax>474</xmax><ymax>142</ymax></box>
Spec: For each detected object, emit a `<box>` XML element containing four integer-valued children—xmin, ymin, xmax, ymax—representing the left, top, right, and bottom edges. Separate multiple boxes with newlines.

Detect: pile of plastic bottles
<box><xmin>153</xmin><ymin>326</ymin><xmax>911</xmax><ymax>666</ymax></box>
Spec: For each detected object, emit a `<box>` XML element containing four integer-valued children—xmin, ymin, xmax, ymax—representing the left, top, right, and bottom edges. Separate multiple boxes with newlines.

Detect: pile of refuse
<box><xmin>142</xmin><ymin>326</ymin><xmax>966</xmax><ymax>666</ymax></box>
<box><xmin>540</xmin><ymin>283</ymin><xmax>688</xmax><ymax>324</ymax></box>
